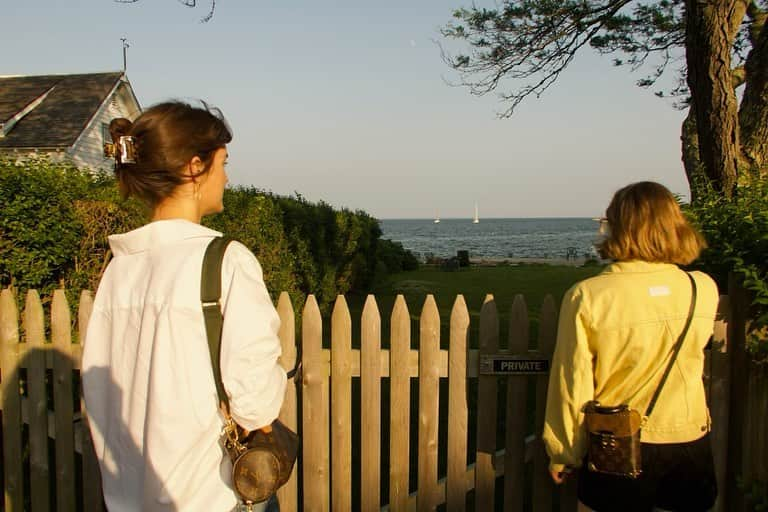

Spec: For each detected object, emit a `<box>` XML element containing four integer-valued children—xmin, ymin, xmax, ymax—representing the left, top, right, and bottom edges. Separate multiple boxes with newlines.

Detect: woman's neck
<box><xmin>151</xmin><ymin>196</ymin><xmax>201</xmax><ymax>224</ymax></box>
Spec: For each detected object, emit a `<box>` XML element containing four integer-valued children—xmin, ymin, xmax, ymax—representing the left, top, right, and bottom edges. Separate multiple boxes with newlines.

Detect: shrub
<box><xmin>0</xmin><ymin>157</ymin><xmax>415</xmax><ymax>313</ymax></box>
<box><xmin>686</xmin><ymin>176</ymin><xmax>768</xmax><ymax>363</ymax></box>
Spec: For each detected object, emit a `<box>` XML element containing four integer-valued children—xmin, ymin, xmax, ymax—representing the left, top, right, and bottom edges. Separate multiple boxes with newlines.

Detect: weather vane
<box><xmin>121</xmin><ymin>37</ymin><xmax>130</xmax><ymax>71</ymax></box>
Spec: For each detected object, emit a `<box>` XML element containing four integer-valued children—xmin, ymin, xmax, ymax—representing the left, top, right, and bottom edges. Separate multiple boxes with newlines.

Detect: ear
<box><xmin>185</xmin><ymin>156</ymin><xmax>205</xmax><ymax>179</ymax></box>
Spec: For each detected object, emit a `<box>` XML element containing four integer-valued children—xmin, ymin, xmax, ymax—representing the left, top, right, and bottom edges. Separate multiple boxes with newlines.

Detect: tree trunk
<box><xmin>739</xmin><ymin>15</ymin><xmax>768</xmax><ymax>178</ymax></box>
<box><xmin>685</xmin><ymin>0</ymin><xmax>744</xmax><ymax>197</ymax></box>
<box><xmin>681</xmin><ymin>107</ymin><xmax>706</xmax><ymax>202</ymax></box>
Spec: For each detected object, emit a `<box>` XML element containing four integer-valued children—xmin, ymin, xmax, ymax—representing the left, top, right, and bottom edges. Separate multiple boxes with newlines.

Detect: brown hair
<box><xmin>109</xmin><ymin>101</ymin><xmax>232</xmax><ymax>206</ymax></box>
<box><xmin>598</xmin><ymin>181</ymin><xmax>706</xmax><ymax>265</ymax></box>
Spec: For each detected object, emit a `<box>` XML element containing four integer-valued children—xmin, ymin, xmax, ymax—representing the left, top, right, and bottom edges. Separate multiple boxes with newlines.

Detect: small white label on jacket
<box><xmin>648</xmin><ymin>286</ymin><xmax>671</xmax><ymax>297</ymax></box>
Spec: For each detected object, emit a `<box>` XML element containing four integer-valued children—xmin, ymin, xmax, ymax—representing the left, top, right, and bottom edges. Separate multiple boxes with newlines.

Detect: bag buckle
<box><xmin>222</xmin><ymin>417</ymin><xmax>246</xmax><ymax>454</ymax></box>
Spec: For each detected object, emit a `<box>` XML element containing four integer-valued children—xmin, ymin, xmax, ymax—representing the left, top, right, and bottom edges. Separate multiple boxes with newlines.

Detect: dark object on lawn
<box><xmin>441</xmin><ymin>257</ymin><xmax>460</xmax><ymax>271</ymax></box>
<box><xmin>457</xmin><ymin>250</ymin><xmax>470</xmax><ymax>267</ymax></box>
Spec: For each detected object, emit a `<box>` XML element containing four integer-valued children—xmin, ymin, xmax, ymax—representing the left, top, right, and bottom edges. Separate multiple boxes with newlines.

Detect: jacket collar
<box><xmin>601</xmin><ymin>260</ymin><xmax>680</xmax><ymax>274</ymax></box>
<box><xmin>108</xmin><ymin>219</ymin><xmax>222</xmax><ymax>256</ymax></box>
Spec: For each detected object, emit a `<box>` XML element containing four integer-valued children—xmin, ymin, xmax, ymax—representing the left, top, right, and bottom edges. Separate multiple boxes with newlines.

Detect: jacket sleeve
<box><xmin>542</xmin><ymin>285</ymin><xmax>594</xmax><ymax>473</ymax></box>
<box><xmin>219</xmin><ymin>242</ymin><xmax>287</xmax><ymax>431</ymax></box>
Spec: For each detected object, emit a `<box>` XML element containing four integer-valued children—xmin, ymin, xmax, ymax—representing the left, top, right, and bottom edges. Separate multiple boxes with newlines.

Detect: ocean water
<box><xmin>379</xmin><ymin>218</ymin><xmax>602</xmax><ymax>260</ymax></box>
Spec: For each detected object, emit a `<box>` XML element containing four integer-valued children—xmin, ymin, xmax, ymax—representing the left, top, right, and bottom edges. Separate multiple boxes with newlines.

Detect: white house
<box><xmin>0</xmin><ymin>71</ymin><xmax>141</xmax><ymax>172</ymax></box>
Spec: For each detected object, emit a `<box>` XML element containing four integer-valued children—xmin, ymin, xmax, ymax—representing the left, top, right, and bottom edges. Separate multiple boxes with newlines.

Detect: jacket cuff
<box><xmin>549</xmin><ymin>462</ymin><xmax>567</xmax><ymax>474</ymax></box>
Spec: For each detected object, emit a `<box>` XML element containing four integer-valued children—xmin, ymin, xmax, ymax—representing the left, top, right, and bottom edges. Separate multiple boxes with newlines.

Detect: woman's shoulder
<box><xmin>687</xmin><ymin>269</ymin><xmax>720</xmax><ymax>300</ymax></box>
<box><xmin>565</xmin><ymin>269</ymin><xmax>617</xmax><ymax>296</ymax></box>
<box><xmin>221</xmin><ymin>239</ymin><xmax>264</xmax><ymax>278</ymax></box>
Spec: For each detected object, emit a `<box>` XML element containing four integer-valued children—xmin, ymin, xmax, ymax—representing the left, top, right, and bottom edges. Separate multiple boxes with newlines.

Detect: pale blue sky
<box><xmin>3</xmin><ymin>1</ymin><xmax>689</xmax><ymax>218</ymax></box>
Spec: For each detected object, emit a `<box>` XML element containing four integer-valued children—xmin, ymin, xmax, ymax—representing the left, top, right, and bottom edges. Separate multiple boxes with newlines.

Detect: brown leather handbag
<box><xmin>584</xmin><ymin>272</ymin><xmax>697</xmax><ymax>479</ymax></box>
<box><xmin>584</xmin><ymin>402</ymin><xmax>644</xmax><ymax>477</ymax></box>
<box><xmin>201</xmin><ymin>236</ymin><xmax>300</xmax><ymax>505</ymax></box>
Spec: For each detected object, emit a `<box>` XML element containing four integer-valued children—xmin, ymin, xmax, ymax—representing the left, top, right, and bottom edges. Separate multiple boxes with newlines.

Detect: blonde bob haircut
<box><xmin>598</xmin><ymin>181</ymin><xmax>706</xmax><ymax>265</ymax></box>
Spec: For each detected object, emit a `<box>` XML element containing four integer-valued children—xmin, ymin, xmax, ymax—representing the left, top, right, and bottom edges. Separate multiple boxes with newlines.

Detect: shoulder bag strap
<box><xmin>200</xmin><ymin>236</ymin><xmax>302</xmax><ymax>413</ymax></box>
<box><xmin>201</xmin><ymin>236</ymin><xmax>236</xmax><ymax>411</ymax></box>
<box><xmin>644</xmin><ymin>272</ymin><xmax>698</xmax><ymax>419</ymax></box>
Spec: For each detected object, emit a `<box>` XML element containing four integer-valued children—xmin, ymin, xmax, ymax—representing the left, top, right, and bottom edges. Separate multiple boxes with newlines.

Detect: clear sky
<box><xmin>3</xmin><ymin>0</ymin><xmax>691</xmax><ymax>219</ymax></box>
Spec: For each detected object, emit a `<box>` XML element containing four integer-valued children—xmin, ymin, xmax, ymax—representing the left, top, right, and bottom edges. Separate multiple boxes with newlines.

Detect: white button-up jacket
<box><xmin>82</xmin><ymin>219</ymin><xmax>287</xmax><ymax>511</ymax></box>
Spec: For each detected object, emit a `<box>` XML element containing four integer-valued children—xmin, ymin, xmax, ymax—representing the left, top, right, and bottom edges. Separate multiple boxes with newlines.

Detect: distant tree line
<box><xmin>0</xmin><ymin>156</ymin><xmax>417</xmax><ymax>312</ymax></box>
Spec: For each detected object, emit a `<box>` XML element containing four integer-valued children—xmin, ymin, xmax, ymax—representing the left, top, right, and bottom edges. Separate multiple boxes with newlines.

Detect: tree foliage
<box><xmin>687</xmin><ymin>176</ymin><xmax>768</xmax><ymax>362</ymax></box>
<box><xmin>0</xmin><ymin>156</ymin><xmax>416</xmax><ymax>312</ymax></box>
<box><xmin>441</xmin><ymin>0</ymin><xmax>768</xmax><ymax>196</ymax></box>
<box><xmin>442</xmin><ymin>0</ymin><xmax>768</xmax><ymax>356</ymax></box>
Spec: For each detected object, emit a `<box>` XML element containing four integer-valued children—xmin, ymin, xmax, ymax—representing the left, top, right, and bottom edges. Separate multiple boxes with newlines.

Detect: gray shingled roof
<box><xmin>0</xmin><ymin>72</ymin><xmax>123</xmax><ymax>148</ymax></box>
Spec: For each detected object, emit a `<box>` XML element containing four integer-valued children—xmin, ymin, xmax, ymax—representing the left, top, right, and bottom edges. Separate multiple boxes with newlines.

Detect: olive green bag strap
<box><xmin>201</xmin><ymin>236</ymin><xmax>302</xmax><ymax>414</ymax></box>
<box><xmin>201</xmin><ymin>235</ymin><xmax>236</xmax><ymax>411</ymax></box>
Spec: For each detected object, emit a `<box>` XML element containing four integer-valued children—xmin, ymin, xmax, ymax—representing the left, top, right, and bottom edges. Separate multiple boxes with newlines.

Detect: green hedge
<box><xmin>0</xmin><ymin>156</ymin><xmax>416</xmax><ymax>311</ymax></box>
<box><xmin>686</xmin><ymin>176</ymin><xmax>768</xmax><ymax>363</ymax></box>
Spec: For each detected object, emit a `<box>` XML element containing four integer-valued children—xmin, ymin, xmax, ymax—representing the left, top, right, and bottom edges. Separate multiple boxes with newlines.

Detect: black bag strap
<box><xmin>644</xmin><ymin>272</ymin><xmax>698</xmax><ymax>419</ymax></box>
<box><xmin>201</xmin><ymin>236</ymin><xmax>236</xmax><ymax>410</ymax></box>
<box><xmin>201</xmin><ymin>236</ymin><xmax>301</xmax><ymax>412</ymax></box>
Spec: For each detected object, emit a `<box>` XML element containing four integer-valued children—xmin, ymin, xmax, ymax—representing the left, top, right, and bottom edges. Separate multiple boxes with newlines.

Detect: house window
<box><xmin>102</xmin><ymin>122</ymin><xmax>111</xmax><ymax>160</ymax></box>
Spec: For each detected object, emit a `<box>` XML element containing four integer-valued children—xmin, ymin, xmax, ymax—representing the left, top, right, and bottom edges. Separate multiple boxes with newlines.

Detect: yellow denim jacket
<box><xmin>542</xmin><ymin>261</ymin><xmax>719</xmax><ymax>473</ymax></box>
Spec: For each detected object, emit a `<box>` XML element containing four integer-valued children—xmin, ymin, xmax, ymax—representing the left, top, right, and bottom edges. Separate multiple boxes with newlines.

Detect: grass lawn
<box><xmin>345</xmin><ymin>263</ymin><xmax>605</xmax><ymax>348</ymax></box>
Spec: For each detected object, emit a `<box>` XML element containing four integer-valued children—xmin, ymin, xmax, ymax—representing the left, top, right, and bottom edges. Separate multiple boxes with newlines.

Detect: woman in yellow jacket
<box><xmin>543</xmin><ymin>181</ymin><xmax>718</xmax><ymax>512</ymax></box>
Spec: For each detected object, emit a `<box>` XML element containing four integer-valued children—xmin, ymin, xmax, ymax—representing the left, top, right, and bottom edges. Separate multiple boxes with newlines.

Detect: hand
<box><xmin>550</xmin><ymin>468</ymin><xmax>569</xmax><ymax>484</ymax></box>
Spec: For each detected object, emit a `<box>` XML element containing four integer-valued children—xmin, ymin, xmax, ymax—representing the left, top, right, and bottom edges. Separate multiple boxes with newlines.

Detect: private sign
<box><xmin>479</xmin><ymin>355</ymin><xmax>550</xmax><ymax>375</ymax></box>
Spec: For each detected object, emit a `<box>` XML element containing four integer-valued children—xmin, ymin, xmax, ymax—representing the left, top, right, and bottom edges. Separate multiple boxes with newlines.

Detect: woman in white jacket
<box><xmin>82</xmin><ymin>101</ymin><xmax>286</xmax><ymax>511</ymax></box>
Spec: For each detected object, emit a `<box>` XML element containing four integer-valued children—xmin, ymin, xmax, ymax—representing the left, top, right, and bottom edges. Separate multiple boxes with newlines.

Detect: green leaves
<box><xmin>1</xmin><ymin>157</ymin><xmax>90</xmax><ymax>293</ymax></box>
<box><xmin>686</xmin><ymin>177</ymin><xmax>768</xmax><ymax>362</ymax></box>
<box><xmin>439</xmin><ymin>1</ymin><xmax>694</xmax><ymax>115</ymax></box>
<box><xmin>0</xmin><ymin>156</ymin><xmax>415</xmax><ymax>316</ymax></box>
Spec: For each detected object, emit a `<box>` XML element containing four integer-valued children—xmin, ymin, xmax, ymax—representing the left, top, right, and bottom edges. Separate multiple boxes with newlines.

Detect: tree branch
<box><xmin>739</xmin><ymin>17</ymin><xmax>768</xmax><ymax>175</ymax></box>
<box><xmin>440</xmin><ymin>1</ymin><xmax>634</xmax><ymax>117</ymax></box>
<box><xmin>733</xmin><ymin>65</ymin><xmax>748</xmax><ymax>87</ymax></box>
<box><xmin>113</xmin><ymin>0</ymin><xmax>215</xmax><ymax>22</ymax></box>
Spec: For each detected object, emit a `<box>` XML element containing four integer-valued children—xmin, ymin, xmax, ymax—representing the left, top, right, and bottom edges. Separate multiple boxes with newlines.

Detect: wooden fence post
<box><xmin>389</xmin><ymin>296</ymin><xmax>411</xmax><ymax>511</ymax></box>
<box><xmin>361</xmin><ymin>296</ymin><xmax>382</xmax><ymax>511</ymax></box>
<box><xmin>746</xmin><ymin>365</ymin><xmax>768</xmax><ymax>486</ymax></box>
<box><xmin>25</xmin><ymin>290</ymin><xmax>50</xmax><ymax>512</ymax></box>
<box><xmin>476</xmin><ymin>295</ymin><xmax>499</xmax><ymax>511</ymax></box>
<box><xmin>505</xmin><ymin>295</ymin><xmax>529</xmax><ymax>511</ymax></box>
<box><xmin>532</xmin><ymin>295</ymin><xmax>557</xmax><ymax>511</ymax></box>
<box><xmin>1</xmin><ymin>288</ymin><xmax>24</xmax><ymax>511</ymax></box>
<box><xmin>302</xmin><ymin>295</ymin><xmax>329</xmax><ymax>512</ymax></box>
<box><xmin>331</xmin><ymin>295</ymin><xmax>352</xmax><ymax>511</ymax></box>
<box><xmin>78</xmin><ymin>290</ymin><xmax>103</xmax><ymax>512</ymax></box>
<box><xmin>277</xmin><ymin>292</ymin><xmax>299</xmax><ymax>512</ymax></box>
<box><xmin>726</xmin><ymin>275</ymin><xmax>750</xmax><ymax>511</ymax></box>
<box><xmin>418</xmin><ymin>295</ymin><xmax>440</xmax><ymax>512</ymax></box>
<box><xmin>446</xmin><ymin>295</ymin><xmax>469</xmax><ymax>512</ymax></box>
<box><xmin>707</xmin><ymin>295</ymin><xmax>730</xmax><ymax>512</ymax></box>
<box><xmin>52</xmin><ymin>290</ymin><xmax>76</xmax><ymax>512</ymax></box>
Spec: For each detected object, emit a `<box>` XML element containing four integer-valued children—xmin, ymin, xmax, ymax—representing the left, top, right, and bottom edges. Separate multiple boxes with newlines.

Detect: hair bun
<box><xmin>109</xmin><ymin>118</ymin><xmax>133</xmax><ymax>143</ymax></box>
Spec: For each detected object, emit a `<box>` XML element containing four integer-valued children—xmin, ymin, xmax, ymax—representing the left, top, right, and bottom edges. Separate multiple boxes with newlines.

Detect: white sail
<box><xmin>473</xmin><ymin>203</ymin><xmax>479</xmax><ymax>223</ymax></box>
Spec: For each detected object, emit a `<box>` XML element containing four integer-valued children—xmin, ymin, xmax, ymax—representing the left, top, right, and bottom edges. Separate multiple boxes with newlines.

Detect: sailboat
<box><xmin>434</xmin><ymin>211</ymin><xmax>441</xmax><ymax>224</ymax></box>
<box><xmin>473</xmin><ymin>203</ymin><xmax>480</xmax><ymax>224</ymax></box>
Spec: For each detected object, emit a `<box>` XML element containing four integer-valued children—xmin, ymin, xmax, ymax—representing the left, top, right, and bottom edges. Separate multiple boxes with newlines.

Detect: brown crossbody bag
<box><xmin>201</xmin><ymin>236</ymin><xmax>300</xmax><ymax>506</ymax></box>
<box><xmin>584</xmin><ymin>272</ymin><xmax>697</xmax><ymax>479</ymax></box>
